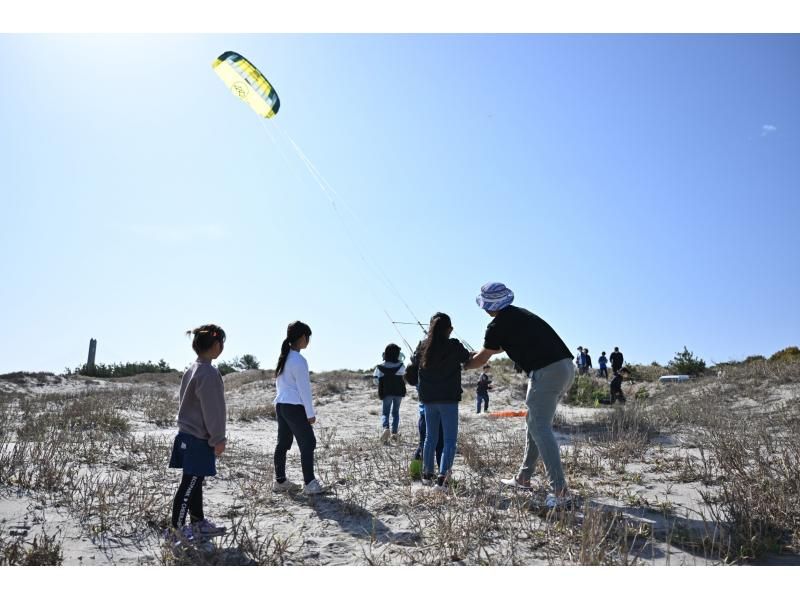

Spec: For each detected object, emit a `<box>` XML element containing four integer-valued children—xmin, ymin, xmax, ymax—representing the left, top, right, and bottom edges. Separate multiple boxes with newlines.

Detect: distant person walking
<box><xmin>272</xmin><ymin>321</ymin><xmax>324</xmax><ymax>495</ymax></box>
<box><xmin>576</xmin><ymin>346</ymin><xmax>585</xmax><ymax>374</ymax></box>
<box><xmin>598</xmin><ymin>351</ymin><xmax>609</xmax><ymax>379</ymax></box>
<box><xmin>601</xmin><ymin>366</ymin><xmax>630</xmax><ymax>405</ymax></box>
<box><xmin>373</xmin><ymin>343</ymin><xmax>406</xmax><ymax>443</ymax></box>
<box><xmin>476</xmin><ymin>364</ymin><xmax>493</xmax><ymax>413</ymax></box>
<box><xmin>610</xmin><ymin>347</ymin><xmax>624</xmax><ymax>375</ymax></box>
<box><xmin>168</xmin><ymin>324</ymin><xmax>228</xmax><ymax>545</ymax></box>
<box><xmin>417</xmin><ymin>312</ymin><xmax>472</xmax><ymax>492</ymax></box>
<box><xmin>466</xmin><ymin>283</ymin><xmax>576</xmax><ymax>509</ymax></box>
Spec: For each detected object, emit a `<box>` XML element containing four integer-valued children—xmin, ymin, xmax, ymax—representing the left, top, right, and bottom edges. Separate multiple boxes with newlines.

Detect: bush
<box><xmin>566</xmin><ymin>375</ymin><xmax>608</xmax><ymax>407</ymax></box>
<box><xmin>68</xmin><ymin>360</ymin><xmax>176</xmax><ymax>378</ymax></box>
<box><xmin>217</xmin><ymin>354</ymin><xmax>261</xmax><ymax>375</ymax></box>
<box><xmin>217</xmin><ymin>361</ymin><xmax>237</xmax><ymax>376</ymax></box>
<box><xmin>237</xmin><ymin>403</ymin><xmax>276</xmax><ymax>422</ymax></box>
<box><xmin>625</xmin><ymin>363</ymin><xmax>668</xmax><ymax>383</ymax></box>
<box><xmin>769</xmin><ymin>346</ymin><xmax>800</xmax><ymax>362</ymax></box>
<box><xmin>668</xmin><ymin>346</ymin><xmax>706</xmax><ymax>376</ymax></box>
<box><xmin>238</xmin><ymin>354</ymin><xmax>261</xmax><ymax>370</ymax></box>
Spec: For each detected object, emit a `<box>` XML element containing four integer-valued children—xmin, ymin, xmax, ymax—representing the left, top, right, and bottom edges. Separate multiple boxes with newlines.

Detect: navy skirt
<box><xmin>169</xmin><ymin>432</ymin><xmax>217</xmax><ymax>476</ymax></box>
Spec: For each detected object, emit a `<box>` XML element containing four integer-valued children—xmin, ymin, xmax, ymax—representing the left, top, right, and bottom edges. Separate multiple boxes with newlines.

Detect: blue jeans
<box><xmin>476</xmin><ymin>392</ymin><xmax>489</xmax><ymax>413</ymax></box>
<box><xmin>422</xmin><ymin>402</ymin><xmax>459</xmax><ymax>477</ymax></box>
<box><xmin>414</xmin><ymin>403</ymin><xmax>443</xmax><ymax>467</ymax></box>
<box><xmin>381</xmin><ymin>395</ymin><xmax>402</xmax><ymax>433</ymax></box>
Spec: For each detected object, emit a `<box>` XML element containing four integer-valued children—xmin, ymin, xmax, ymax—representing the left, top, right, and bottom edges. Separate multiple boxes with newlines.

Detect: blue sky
<box><xmin>1</xmin><ymin>34</ymin><xmax>798</xmax><ymax>374</ymax></box>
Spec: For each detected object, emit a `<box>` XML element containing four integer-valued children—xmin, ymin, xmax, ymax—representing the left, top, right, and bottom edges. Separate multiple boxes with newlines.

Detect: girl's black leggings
<box><xmin>171</xmin><ymin>474</ymin><xmax>205</xmax><ymax>528</ymax></box>
<box><xmin>274</xmin><ymin>403</ymin><xmax>317</xmax><ymax>484</ymax></box>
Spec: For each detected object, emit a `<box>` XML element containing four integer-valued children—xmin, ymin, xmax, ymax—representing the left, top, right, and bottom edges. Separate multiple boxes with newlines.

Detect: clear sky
<box><xmin>1</xmin><ymin>34</ymin><xmax>798</xmax><ymax>374</ymax></box>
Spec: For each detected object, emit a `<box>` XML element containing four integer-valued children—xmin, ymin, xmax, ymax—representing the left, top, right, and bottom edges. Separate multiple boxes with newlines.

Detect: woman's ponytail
<box><xmin>275</xmin><ymin>339</ymin><xmax>292</xmax><ymax>377</ymax></box>
<box><xmin>275</xmin><ymin>321</ymin><xmax>313</xmax><ymax>377</ymax></box>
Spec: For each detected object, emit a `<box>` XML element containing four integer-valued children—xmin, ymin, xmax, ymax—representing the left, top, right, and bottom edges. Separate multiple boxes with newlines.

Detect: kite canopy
<box><xmin>212</xmin><ymin>51</ymin><xmax>280</xmax><ymax>118</ymax></box>
<box><xmin>487</xmin><ymin>410</ymin><xmax>528</xmax><ymax>418</ymax></box>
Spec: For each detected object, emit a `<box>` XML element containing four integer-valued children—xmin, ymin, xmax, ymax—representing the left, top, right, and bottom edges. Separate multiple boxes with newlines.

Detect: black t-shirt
<box><xmin>415</xmin><ymin>338</ymin><xmax>471</xmax><ymax>403</ymax></box>
<box><xmin>483</xmin><ymin>306</ymin><xmax>572</xmax><ymax>374</ymax></box>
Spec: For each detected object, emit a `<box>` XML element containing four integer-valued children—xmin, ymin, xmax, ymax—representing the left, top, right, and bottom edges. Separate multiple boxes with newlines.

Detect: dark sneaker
<box><xmin>192</xmin><ymin>518</ymin><xmax>226</xmax><ymax>538</ymax></box>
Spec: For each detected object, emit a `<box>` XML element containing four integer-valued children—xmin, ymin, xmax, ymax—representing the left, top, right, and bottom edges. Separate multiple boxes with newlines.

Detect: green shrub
<box><xmin>566</xmin><ymin>375</ymin><xmax>607</xmax><ymax>407</ymax></box>
<box><xmin>237</xmin><ymin>354</ymin><xmax>261</xmax><ymax>370</ymax></box>
<box><xmin>217</xmin><ymin>361</ymin><xmax>237</xmax><ymax>376</ymax></box>
<box><xmin>67</xmin><ymin>360</ymin><xmax>176</xmax><ymax>378</ymax></box>
<box><xmin>668</xmin><ymin>346</ymin><xmax>706</xmax><ymax>376</ymax></box>
<box><xmin>769</xmin><ymin>346</ymin><xmax>800</xmax><ymax>362</ymax></box>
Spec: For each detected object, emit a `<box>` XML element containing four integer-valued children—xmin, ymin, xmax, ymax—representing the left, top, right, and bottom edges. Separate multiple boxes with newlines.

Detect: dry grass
<box><xmin>1</xmin><ymin>358</ymin><xmax>798</xmax><ymax>566</ymax></box>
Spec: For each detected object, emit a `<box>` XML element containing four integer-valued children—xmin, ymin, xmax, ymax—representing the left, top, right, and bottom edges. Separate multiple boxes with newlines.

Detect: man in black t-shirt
<box><xmin>464</xmin><ymin>282</ymin><xmax>576</xmax><ymax>509</ymax></box>
<box><xmin>609</xmin><ymin>347</ymin><xmax>624</xmax><ymax>375</ymax></box>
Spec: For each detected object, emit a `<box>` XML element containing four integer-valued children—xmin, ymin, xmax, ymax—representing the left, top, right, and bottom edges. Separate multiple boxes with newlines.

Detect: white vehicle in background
<box><xmin>659</xmin><ymin>374</ymin><xmax>690</xmax><ymax>383</ymax></box>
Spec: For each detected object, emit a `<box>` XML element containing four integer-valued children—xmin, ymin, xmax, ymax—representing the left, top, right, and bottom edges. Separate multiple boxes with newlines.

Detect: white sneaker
<box><xmin>432</xmin><ymin>475</ymin><xmax>450</xmax><ymax>493</ymax></box>
<box><xmin>500</xmin><ymin>475</ymin><xmax>532</xmax><ymax>490</ymax></box>
<box><xmin>272</xmin><ymin>479</ymin><xmax>300</xmax><ymax>493</ymax></box>
<box><xmin>303</xmin><ymin>479</ymin><xmax>325</xmax><ymax>495</ymax></box>
<box><xmin>380</xmin><ymin>429</ymin><xmax>391</xmax><ymax>443</ymax></box>
<box><xmin>544</xmin><ymin>493</ymin><xmax>573</xmax><ymax>509</ymax></box>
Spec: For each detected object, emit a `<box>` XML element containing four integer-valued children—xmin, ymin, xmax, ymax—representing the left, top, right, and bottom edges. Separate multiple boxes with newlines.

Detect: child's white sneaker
<box><xmin>303</xmin><ymin>479</ymin><xmax>325</xmax><ymax>495</ymax></box>
<box><xmin>273</xmin><ymin>479</ymin><xmax>300</xmax><ymax>492</ymax></box>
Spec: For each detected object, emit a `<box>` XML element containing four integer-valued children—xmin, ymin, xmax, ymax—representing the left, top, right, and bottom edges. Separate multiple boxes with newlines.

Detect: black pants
<box><xmin>476</xmin><ymin>392</ymin><xmax>489</xmax><ymax>413</ymax></box>
<box><xmin>171</xmin><ymin>474</ymin><xmax>204</xmax><ymax>528</ymax></box>
<box><xmin>274</xmin><ymin>403</ymin><xmax>317</xmax><ymax>485</ymax></box>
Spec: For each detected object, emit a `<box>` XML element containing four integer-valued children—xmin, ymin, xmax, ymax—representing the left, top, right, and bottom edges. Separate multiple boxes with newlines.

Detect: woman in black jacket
<box><xmin>416</xmin><ymin>312</ymin><xmax>471</xmax><ymax>491</ymax></box>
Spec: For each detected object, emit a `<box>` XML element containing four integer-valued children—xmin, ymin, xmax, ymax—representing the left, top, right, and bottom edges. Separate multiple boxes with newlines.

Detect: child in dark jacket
<box><xmin>373</xmin><ymin>343</ymin><xmax>406</xmax><ymax>443</ymax></box>
<box><xmin>602</xmin><ymin>367</ymin><xmax>629</xmax><ymax>404</ymax></box>
<box><xmin>476</xmin><ymin>364</ymin><xmax>492</xmax><ymax>413</ymax></box>
<box><xmin>168</xmin><ymin>324</ymin><xmax>228</xmax><ymax>545</ymax></box>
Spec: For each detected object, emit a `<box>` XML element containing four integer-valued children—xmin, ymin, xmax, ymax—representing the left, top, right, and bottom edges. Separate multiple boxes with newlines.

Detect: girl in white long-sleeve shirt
<box><xmin>272</xmin><ymin>321</ymin><xmax>324</xmax><ymax>495</ymax></box>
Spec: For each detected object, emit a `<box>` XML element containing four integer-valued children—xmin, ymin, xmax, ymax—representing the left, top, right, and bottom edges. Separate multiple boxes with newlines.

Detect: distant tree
<box><xmin>237</xmin><ymin>354</ymin><xmax>260</xmax><ymax>370</ymax></box>
<box><xmin>217</xmin><ymin>361</ymin><xmax>237</xmax><ymax>376</ymax></box>
<box><xmin>744</xmin><ymin>355</ymin><xmax>765</xmax><ymax>363</ymax></box>
<box><xmin>72</xmin><ymin>359</ymin><xmax>176</xmax><ymax>378</ymax></box>
<box><xmin>668</xmin><ymin>346</ymin><xmax>706</xmax><ymax>376</ymax></box>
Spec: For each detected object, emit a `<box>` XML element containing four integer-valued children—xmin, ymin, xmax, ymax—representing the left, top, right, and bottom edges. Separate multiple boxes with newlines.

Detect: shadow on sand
<box><xmin>298</xmin><ymin>494</ymin><xmax>419</xmax><ymax>546</ymax></box>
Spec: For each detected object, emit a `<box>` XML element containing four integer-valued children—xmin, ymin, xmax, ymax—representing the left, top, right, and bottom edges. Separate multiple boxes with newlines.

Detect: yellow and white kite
<box><xmin>212</xmin><ymin>51</ymin><xmax>280</xmax><ymax>119</ymax></box>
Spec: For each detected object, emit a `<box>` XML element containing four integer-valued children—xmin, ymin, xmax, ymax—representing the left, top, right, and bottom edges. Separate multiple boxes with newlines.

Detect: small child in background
<box><xmin>168</xmin><ymin>324</ymin><xmax>228</xmax><ymax>546</ymax></box>
<box><xmin>583</xmin><ymin>348</ymin><xmax>593</xmax><ymax>373</ymax></box>
<box><xmin>598</xmin><ymin>351</ymin><xmax>609</xmax><ymax>379</ymax></box>
<box><xmin>476</xmin><ymin>364</ymin><xmax>492</xmax><ymax>413</ymax></box>
<box><xmin>373</xmin><ymin>343</ymin><xmax>406</xmax><ymax>443</ymax></box>
<box><xmin>603</xmin><ymin>366</ymin><xmax>630</xmax><ymax>405</ymax></box>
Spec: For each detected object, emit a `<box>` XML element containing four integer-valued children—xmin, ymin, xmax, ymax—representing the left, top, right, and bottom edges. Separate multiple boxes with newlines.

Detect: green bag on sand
<box><xmin>409</xmin><ymin>459</ymin><xmax>422</xmax><ymax>479</ymax></box>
